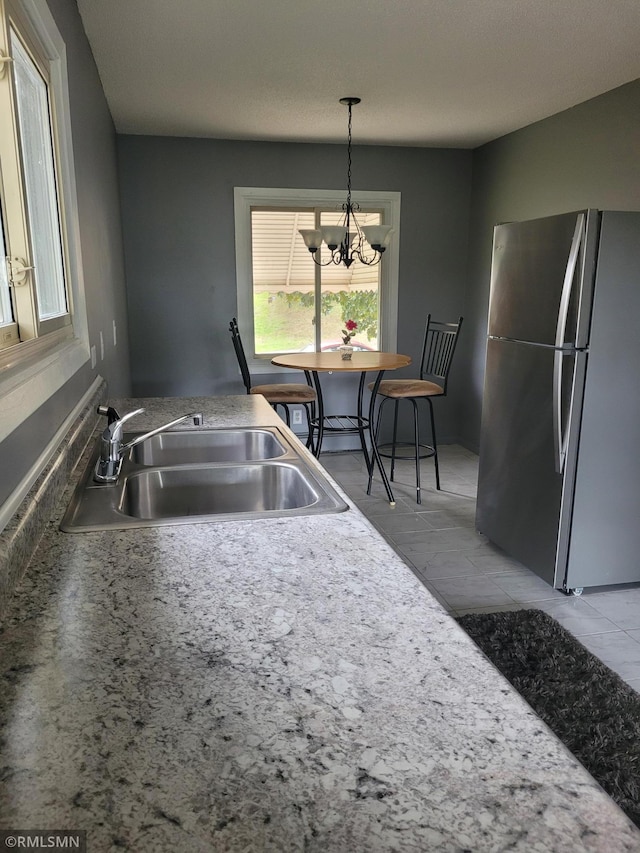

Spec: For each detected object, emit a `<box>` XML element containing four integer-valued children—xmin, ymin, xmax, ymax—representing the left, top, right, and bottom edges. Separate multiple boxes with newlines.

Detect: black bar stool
<box><xmin>369</xmin><ymin>315</ymin><xmax>463</xmax><ymax>503</ymax></box>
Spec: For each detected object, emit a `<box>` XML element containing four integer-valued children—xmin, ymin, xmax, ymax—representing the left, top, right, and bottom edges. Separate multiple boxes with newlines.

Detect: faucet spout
<box><xmin>120</xmin><ymin>412</ymin><xmax>203</xmax><ymax>455</ymax></box>
<box><xmin>93</xmin><ymin>406</ymin><xmax>203</xmax><ymax>484</ymax></box>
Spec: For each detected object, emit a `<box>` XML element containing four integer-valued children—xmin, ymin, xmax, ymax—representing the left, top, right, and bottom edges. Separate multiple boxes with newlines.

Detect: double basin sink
<box><xmin>61</xmin><ymin>426</ymin><xmax>348</xmax><ymax>532</ymax></box>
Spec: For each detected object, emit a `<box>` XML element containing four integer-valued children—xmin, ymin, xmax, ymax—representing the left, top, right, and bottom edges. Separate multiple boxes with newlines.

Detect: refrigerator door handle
<box><xmin>553</xmin><ymin>214</ymin><xmax>584</xmax><ymax>473</ymax></box>
<box><xmin>554</xmin><ymin>213</ymin><xmax>585</xmax><ymax>348</ymax></box>
<box><xmin>552</xmin><ymin>350</ymin><xmax>566</xmax><ymax>473</ymax></box>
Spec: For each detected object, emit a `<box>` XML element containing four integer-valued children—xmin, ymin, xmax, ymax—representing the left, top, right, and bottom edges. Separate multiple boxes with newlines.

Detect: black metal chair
<box><xmin>229</xmin><ymin>318</ymin><xmax>317</xmax><ymax>448</ymax></box>
<box><xmin>369</xmin><ymin>315</ymin><xmax>463</xmax><ymax>503</ymax></box>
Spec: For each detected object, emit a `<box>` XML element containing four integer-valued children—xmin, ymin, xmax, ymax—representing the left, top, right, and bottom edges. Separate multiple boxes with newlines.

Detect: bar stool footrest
<box><xmin>377</xmin><ymin>442</ymin><xmax>436</xmax><ymax>461</ymax></box>
<box><xmin>312</xmin><ymin>414</ymin><xmax>369</xmax><ymax>434</ymax></box>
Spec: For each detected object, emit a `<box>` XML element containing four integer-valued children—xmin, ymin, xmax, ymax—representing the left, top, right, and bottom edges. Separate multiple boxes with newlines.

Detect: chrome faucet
<box><xmin>94</xmin><ymin>405</ymin><xmax>203</xmax><ymax>484</ymax></box>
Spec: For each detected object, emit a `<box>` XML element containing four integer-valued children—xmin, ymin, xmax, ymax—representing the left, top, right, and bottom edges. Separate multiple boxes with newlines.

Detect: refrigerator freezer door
<box><xmin>565</xmin><ymin>212</ymin><xmax>640</xmax><ymax>589</ymax></box>
<box><xmin>476</xmin><ymin>338</ymin><xmax>579</xmax><ymax>586</ymax></box>
<box><xmin>488</xmin><ymin>211</ymin><xmax>589</xmax><ymax>346</ymax></box>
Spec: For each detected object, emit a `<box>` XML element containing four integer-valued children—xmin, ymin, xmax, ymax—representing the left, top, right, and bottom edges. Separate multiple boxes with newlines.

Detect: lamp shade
<box><xmin>361</xmin><ymin>225</ymin><xmax>394</xmax><ymax>249</ymax></box>
<box><xmin>298</xmin><ymin>229</ymin><xmax>323</xmax><ymax>250</ymax></box>
<box><xmin>320</xmin><ymin>225</ymin><xmax>348</xmax><ymax>249</ymax></box>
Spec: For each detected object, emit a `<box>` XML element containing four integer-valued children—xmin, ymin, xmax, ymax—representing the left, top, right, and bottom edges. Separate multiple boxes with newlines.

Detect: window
<box><xmin>0</xmin><ymin>0</ymin><xmax>89</xmax><ymax>441</ymax></box>
<box><xmin>0</xmin><ymin>0</ymin><xmax>70</xmax><ymax>348</ymax></box>
<box><xmin>251</xmin><ymin>207</ymin><xmax>384</xmax><ymax>354</ymax></box>
<box><xmin>235</xmin><ymin>188</ymin><xmax>400</xmax><ymax>374</ymax></box>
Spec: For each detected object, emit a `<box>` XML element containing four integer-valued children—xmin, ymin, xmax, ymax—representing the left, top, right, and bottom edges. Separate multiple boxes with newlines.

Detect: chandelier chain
<box><xmin>346</xmin><ymin>102</ymin><xmax>353</xmax><ymax>209</ymax></box>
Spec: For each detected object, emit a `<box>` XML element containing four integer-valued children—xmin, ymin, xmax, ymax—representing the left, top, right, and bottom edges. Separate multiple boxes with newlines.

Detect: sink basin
<box><xmin>128</xmin><ymin>428</ymin><xmax>287</xmax><ymax>465</ymax></box>
<box><xmin>122</xmin><ymin>463</ymin><xmax>323</xmax><ymax>520</ymax></box>
<box><xmin>61</xmin><ymin>425</ymin><xmax>348</xmax><ymax>531</ymax></box>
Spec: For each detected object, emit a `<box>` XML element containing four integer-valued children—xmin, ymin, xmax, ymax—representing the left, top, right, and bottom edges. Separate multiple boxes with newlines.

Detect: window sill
<box><xmin>0</xmin><ymin>333</ymin><xmax>90</xmax><ymax>442</ymax></box>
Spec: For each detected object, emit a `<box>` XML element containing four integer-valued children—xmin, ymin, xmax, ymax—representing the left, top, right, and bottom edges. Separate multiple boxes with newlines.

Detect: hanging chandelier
<box><xmin>298</xmin><ymin>97</ymin><xmax>393</xmax><ymax>268</ymax></box>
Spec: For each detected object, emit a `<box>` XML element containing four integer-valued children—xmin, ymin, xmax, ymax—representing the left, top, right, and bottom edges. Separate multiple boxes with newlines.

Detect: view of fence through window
<box><xmin>251</xmin><ymin>207</ymin><xmax>381</xmax><ymax>354</ymax></box>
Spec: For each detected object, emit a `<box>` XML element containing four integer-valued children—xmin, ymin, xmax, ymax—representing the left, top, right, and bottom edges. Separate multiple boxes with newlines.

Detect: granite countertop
<box><xmin>0</xmin><ymin>395</ymin><xmax>638</xmax><ymax>851</ymax></box>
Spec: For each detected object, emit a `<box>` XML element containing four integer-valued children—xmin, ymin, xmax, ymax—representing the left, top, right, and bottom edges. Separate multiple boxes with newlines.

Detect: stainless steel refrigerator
<box><xmin>476</xmin><ymin>209</ymin><xmax>640</xmax><ymax>594</ymax></box>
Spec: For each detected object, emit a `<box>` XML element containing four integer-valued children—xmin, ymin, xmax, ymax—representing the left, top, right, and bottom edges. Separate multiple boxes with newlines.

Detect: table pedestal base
<box><xmin>309</xmin><ymin>370</ymin><xmax>396</xmax><ymax>506</ymax></box>
<box><xmin>270</xmin><ymin>352</ymin><xmax>412</xmax><ymax>508</ymax></box>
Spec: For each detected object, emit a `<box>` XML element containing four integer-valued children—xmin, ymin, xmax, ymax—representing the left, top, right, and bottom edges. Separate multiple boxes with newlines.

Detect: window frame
<box><xmin>9</xmin><ymin>17</ymin><xmax>70</xmax><ymax>334</ymax></box>
<box><xmin>234</xmin><ymin>186</ymin><xmax>401</xmax><ymax>375</ymax></box>
<box><xmin>0</xmin><ymin>0</ymin><xmax>90</xmax><ymax>444</ymax></box>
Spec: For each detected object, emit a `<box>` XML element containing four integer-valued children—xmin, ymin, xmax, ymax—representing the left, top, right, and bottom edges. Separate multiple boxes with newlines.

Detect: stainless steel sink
<box><xmin>122</xmin><ymin>463</ymin><xmax>323</xmax><ymax>520</ymax></box>
<box><xmin>61</xmin><ymin>425</ymin><xmax>348</xmax><ymax>531</ymax></box>
<box><xmin>128</xmin><ymin>427</ymin><xmax>287</xmax><ymax>465</ymax></box>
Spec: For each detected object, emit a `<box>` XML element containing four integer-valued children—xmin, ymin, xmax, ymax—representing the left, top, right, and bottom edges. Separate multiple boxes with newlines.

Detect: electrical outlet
<box><xmin>292</xmin><ymin>410</ymin><xmax>303</xmax><ymax>425</ymax></box>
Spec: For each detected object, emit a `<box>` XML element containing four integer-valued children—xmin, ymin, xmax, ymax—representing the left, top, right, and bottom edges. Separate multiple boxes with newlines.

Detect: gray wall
<box><xmin>459</xmin><ymin>79</ymin><xmax>640</xmax><ymax>451</ymax></box>
<box><xmin>0</xmin><ymin>0</ymin><xmax>131</xmax><ymax>508</ymax></box>
<box><xmin>58</xmin><ymin>0</ymin><xmax>131</xmax><ymax>398</ymax></box>
<box><xmin>116</xmin><ymin>136</ymin><xmax>472</xmax><ymax>444</ymax></box>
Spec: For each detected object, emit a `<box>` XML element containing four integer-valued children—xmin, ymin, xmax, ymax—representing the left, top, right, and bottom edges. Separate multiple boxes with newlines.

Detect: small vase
<box><xmin>339</xmin><ymin>345</ymin><xmax>354</xmax><ymax>360</ymax></box>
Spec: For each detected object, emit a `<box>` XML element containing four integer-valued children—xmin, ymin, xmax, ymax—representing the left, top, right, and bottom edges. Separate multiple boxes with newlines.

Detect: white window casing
<box><xmin>0</xmin><ymin>0</ymin><xmax>90</xmax><ymax>444</ymax></box>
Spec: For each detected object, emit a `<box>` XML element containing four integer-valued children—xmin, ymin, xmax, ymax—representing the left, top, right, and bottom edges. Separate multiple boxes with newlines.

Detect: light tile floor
<box><xmin>322</xmin><ymin>445</ymin><xmax>640</xmax><ymax>693</ymax></box>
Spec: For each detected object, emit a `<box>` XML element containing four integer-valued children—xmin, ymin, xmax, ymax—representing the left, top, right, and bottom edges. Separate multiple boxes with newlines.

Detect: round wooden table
<box><xmin>271</xmin><ymin>351</ymin><xmax>411</xmax><ymax>505</ymax></box>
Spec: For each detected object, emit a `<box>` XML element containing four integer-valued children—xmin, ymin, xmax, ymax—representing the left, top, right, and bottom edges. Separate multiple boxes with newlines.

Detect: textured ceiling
<box><xmin>76</xmin><ymin>0</ymin><xmax>640</xmax><ymax>148</ymax></box>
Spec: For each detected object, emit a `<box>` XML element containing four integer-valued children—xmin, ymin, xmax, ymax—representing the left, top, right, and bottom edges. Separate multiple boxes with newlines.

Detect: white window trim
<box><xmin>234</xmin><ymin>186</ymin><xmax>400</xmax><ymax>375</ymax></box>
<box><xmin>0</xmin><ymin>0</ymin><xmax>90</xmax><ymax>443</ymax></box>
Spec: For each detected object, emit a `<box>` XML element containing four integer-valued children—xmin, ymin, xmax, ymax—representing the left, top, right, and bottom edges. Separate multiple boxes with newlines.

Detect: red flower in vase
<box><xmin>342</xmin><ymin>320</ymin><xmax>358</xmax><ymax>345</ymax></box>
